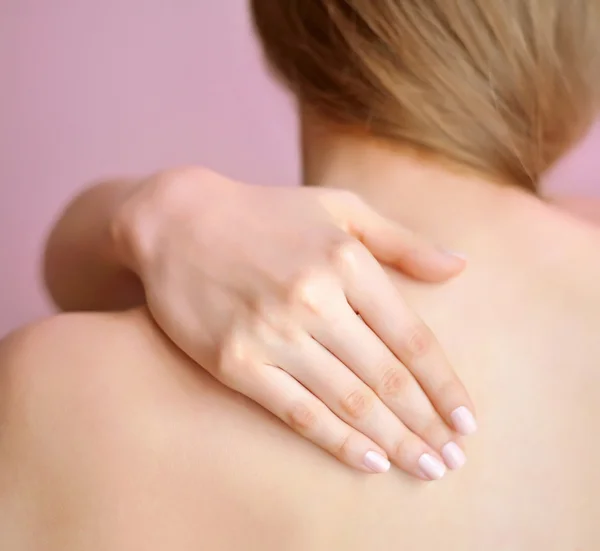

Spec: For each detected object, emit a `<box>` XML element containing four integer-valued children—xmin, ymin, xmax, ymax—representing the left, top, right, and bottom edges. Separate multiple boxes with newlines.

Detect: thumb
<box><xmin>332</xmin><ymin>193</ymin><xmax>466</xmax><ymax>282</ymax></box>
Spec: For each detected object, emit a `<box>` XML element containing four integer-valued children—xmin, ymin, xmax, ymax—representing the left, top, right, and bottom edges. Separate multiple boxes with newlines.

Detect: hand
<box><xmin>112</xmin><ymin>167</ymin><xmax>476</xmax><ymax>479</ymax></box>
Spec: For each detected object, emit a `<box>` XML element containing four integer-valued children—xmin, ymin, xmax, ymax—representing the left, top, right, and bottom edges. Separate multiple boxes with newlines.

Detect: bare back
<box><xmin>1</xmin><ymin>193</ymin><xmax>600</xmax><ymax>550</ymax></box>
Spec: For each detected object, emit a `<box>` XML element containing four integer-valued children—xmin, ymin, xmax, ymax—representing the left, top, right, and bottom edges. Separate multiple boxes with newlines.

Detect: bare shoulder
<box><xmin>0</xmin><ymin>311</ymin><xmax>331</xmax><ymax>549</ymax></box>
<box><xmin>0</xmin><ymin>311</ymin><xmax>157</xmax><ymax>549</ymax></box>
<box><xmin>0</xmin><ymin>310</ymin><xmax>150</xmax><ymax>413</ymax></box>
<box><xmin>0</xmin><ymin>309</ymin><xmax>221</xmax><ymax>549</ymax></box>
<box><xmin>0</xmin><ymin>308</ymin><xmax>203</xmax><ymax>440</ymax></box>
<box><xmin>0</xmin><ymin>308</ymin><xmax>171</xmax><ymax>379</ymax></box>
<box><xmin>0</xmin><ymin>308</ymin><xmax>151</xmax><ymax>358</ymax></box>
<box><xmin>0</xmin><ymin>309</ymin><xmax>159</xmax><ymax>446</ymax></box>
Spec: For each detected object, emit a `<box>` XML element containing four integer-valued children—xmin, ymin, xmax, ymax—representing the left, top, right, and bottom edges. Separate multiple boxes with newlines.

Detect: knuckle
<box><xmin>433</xmin><ymin>377</ymin><xmax>472</xmax><ymax>419</ymax></box>
<box><xmin>288</xmin><ymin>269</ymin><xmax>335</xmax><ymax>315</ymax></box>
<box><xmin>402</xmin><ymin>323</ymin><xmax>433</xmax><ymax>360</ymax></box>
<box><xmin>333</xmin><ymin>432</ymin><xmax>354</xmax><ymax>462</ymax></box>
<box><xmin>392</xmin><ymin>435</ymin><xmax>412</xmax><ymax>464</ymax></box>
<box><xmin>340</xmin><ymin>388</ymin><xmax>375</xmax><ymax>420</ymax></box>
<box><xmin>379</xmin><ymin>364</ymin><xmax>410</xmax><ymax>397</ymax></box>
<box><xmin>435</xmin><ymin>377</ymin><xmax>462</xmax><ymax>403</ymax></box>
<box><xmin>216</xmin><ymin>333</ymin><xmax>253</xmax><ymax>387</ymax></box>
<box><xmin>286</xmin><ymin>402</ymin><xmax>319</xmax><ymax>434</ymax></box>
<box><xmin>288</xmin><ymin>272</ymin><xmax>319</xmax><ymax>311</ymax></box>
<box><xmin>330</xmin><ymin>238</ymin><xmax>365</xmax><ymax>275</ymax></box>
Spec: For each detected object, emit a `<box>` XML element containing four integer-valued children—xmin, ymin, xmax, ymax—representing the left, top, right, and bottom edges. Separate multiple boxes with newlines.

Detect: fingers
<box><xmin>219</xmin><ymin>305</ymin><xmax>446</xmax><ymax>478</ymax></box>
<box><xmin>311</xmin><ymin>308</ymin><xmax>465</xmax><ymax>471</ymax></box>
<box><xmin>327</xmin><ymin>190</ymin><xmax>465</xmax><ymax>282</ymax></box>
<box><xmin>273</xmin><ymin>333</ymin><xmax>450</xmax><ymax>480</ymax></box>
<box><xmin>337</xmin><ymin>241</ymin><xmax>477</xmax><ymax>437</ymax></box>
<box><xmin>213</xmin><ymin>231</ymin><xmax>474</xmax><ymax>478</ymax></box>
<box><xmin>302</xmin><ymin>283</ymin><xmax>465</xmax><ymax>475</ymax></box>
<box><xmin>228</xmin><ymin>360</ymin><xmax>392</xmax><ymax>474</ymax></box>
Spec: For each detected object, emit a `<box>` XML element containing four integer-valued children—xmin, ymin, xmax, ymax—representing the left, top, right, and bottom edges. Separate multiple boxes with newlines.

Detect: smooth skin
<box><xmin>44</xmin><ymin>168</ymin><xmax>474</xmax><ymax>477</ymax></box>
<box><xmin>2</xmin><ymin>140</ymin><xmax>600</xmax><ymax>549</ymax></box>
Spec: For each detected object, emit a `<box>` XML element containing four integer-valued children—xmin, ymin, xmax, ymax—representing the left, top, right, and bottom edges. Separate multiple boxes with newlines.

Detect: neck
<box><xmin>301</xmin><ymin>116</ymin><xmax>541</xmax><ymax>253</ymax></box>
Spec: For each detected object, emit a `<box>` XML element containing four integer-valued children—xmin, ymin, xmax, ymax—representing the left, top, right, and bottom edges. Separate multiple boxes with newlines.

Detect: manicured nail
<box><xmin>444</xmin><ymin>250</ymin><xmax>467</xmax><ymax>261</ymax></box>
<box><xmin>451</xmin><ymin>406</ymin><xmax>477</xmax><ymax>435</ymax></box>
<box><xmin>418</xmin><ymin>453</ymin><xmax>446</xmax><ymax>480</ymax></box>
<box><xmin>364</xmin><ymin>451</ymin><xmax>391</xmax><ymax>473</ymax></box>
<box><xmin>441</xmin><ymin>442</ymin><xmax>466</xmax><ymax>470</ymax></box>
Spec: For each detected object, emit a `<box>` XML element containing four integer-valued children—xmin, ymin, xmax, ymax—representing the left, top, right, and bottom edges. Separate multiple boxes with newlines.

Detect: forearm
<box><xmin>44</xmin><ymin>178</ymin><xmax>145</xmax><ymax>312</ymax></box>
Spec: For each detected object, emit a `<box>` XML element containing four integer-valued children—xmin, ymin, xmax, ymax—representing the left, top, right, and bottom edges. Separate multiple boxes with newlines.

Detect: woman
<box><xmin>2</xmin><ymin>0</ymin><xmax>600</xmax><ymax>548</ymax></box>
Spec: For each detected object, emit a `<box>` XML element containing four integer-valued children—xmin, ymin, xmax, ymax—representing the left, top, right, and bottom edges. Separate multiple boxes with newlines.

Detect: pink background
<box><xmin>0</xmin><ymin>1</ymin><xmax>598</xmax><ymax>337</ymax></box>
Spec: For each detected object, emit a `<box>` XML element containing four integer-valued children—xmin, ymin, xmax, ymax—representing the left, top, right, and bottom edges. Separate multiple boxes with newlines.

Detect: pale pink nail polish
<box><xmin>441</xmin><ymin>442</ymin><xmax>466</xmax><ymax>470</ymax></box>
<box><xmin>418</xmin><ymin>453</ymin><xmax>446</xmax><ymax>480</ymax></box>
<box><xmin>451</xmin><ymin>406</ymin><xmax>477</xmax><ymax>435</ymax></box>
<box><xmin>364</xmin><ymin>451</ymin><xmax>391</xmax><ymax>473</ymax></box>
<box><xmin>442</xmin><ymin>249</ymin><xmax>467</xmax><ymax>261</ymax></box>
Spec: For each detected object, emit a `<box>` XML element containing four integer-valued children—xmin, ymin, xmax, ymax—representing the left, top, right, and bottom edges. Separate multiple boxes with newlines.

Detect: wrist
<box><xmin>109</xmin><ymin>167</ymin><xmax>243</xmax><ymax>278</ymax></box>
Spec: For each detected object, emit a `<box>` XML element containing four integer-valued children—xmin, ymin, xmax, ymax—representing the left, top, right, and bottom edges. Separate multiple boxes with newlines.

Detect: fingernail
<box><xmin>418</xmin><ymin>453</ymin><xmax>446</xmax><ymax>480</ymax></box>
<box><xmin>443</xmin><ymin>250</ymin><xmax>467</xmax><ymax>261</ymax></box>
<box><xmin>441</xmin><ymin>442</ymin><xmax>466</xmax><ymax>470</ymax></box>
<box><xmin>451</xmin><ymin>406</ymin><xmax>478</xmax><ymax>435</ymax></box>
<box><xmin>364</xmin><ymin>451</ymin><xmax>391</xmax><ymax>473</ymax></box>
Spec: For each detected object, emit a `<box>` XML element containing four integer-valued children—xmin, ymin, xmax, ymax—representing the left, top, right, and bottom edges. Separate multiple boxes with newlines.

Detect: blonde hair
<box><xmin>251</xmin><ymin>0</ymin><xmax>600</xmax><ymax>190</ymax></box>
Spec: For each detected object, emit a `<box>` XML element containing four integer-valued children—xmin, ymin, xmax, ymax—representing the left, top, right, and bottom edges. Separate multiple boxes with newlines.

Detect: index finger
<box><xmin>336</xmin><ymin>241</ymin><xmax>477</xmax><ymax>436</ymax></box>
<box><xmin>331</xmin><ymin>192</ymin><xmax>466</xmax><ymax>282</ymax></box>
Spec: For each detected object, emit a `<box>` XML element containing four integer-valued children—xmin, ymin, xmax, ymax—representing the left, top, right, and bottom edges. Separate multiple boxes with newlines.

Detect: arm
<box><xmin>44</xmin><ymin>178</ymin><xmax>145</xmax><ymax>311</ymax></box>
<box><xmin>44</xmin><ymin>171</ymin><xmax>231</xmax><ymax>312</ymax></box>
